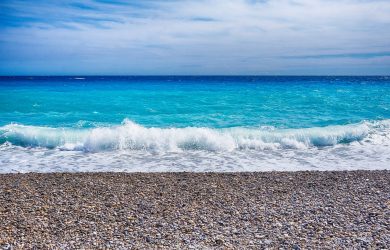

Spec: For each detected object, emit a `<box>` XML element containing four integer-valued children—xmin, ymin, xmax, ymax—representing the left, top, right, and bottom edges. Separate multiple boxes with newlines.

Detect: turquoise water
<box><xmin>1</xmin><ymin>76</ymin><xmax>390</xmax><ymax>172</ymax></box>
<box><xmin>1</xmin><ymin>76</ymin><xmax>390</xmax><ymax>128</ymax></box>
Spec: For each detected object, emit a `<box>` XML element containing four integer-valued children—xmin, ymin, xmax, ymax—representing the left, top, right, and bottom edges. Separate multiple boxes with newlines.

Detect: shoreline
<box><xmin>1</xmin><ymin>170</ymin><xmax>389</xmax><ymax>248</ymax></box>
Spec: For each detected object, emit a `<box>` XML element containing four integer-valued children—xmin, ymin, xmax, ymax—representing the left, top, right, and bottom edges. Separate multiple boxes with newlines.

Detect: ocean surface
<box><xmin>1</xmin><ymin>76</ymin><xmax>390</xmax><ymax>173</ymax></box>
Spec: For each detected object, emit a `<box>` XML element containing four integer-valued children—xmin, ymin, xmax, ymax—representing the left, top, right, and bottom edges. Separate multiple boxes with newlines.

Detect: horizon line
<box><xmin>1</xmin><ymin>75</ymin><xmax>389</xmax><ymax>77</ymax></box>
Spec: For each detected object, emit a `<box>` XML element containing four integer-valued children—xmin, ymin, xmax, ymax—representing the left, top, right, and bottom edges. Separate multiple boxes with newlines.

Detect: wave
<box><xmin>1</xmin><ymin>119</ymin><xmax>389</xmax><ymax>152</ymax></box>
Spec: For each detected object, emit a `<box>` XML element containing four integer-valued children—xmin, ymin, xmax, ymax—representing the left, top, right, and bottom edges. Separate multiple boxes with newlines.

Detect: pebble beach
<box><xmin>1</xmin><ymin>171</ymin><xmax>389</xmax><ymax>249</ymax></box>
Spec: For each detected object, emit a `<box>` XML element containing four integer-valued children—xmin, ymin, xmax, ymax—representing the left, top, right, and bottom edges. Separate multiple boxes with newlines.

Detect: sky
<box><xmin>0</xmin><ymin>0</ymin><xmax>390</xmax><ymax>75</ymax></box>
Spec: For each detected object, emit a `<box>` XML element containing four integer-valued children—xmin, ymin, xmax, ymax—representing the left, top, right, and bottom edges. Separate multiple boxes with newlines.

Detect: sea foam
<box><xmin>1</xmin><ymin>119</ymin><xmax>388</xmax><ymax>152</ymax></box>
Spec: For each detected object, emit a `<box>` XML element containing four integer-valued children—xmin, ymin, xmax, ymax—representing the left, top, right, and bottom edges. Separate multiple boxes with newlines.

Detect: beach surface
<box><xmin>1</xmin><ymin>171</ymin><xmax>389</xmax><ymax>249</ymax></box>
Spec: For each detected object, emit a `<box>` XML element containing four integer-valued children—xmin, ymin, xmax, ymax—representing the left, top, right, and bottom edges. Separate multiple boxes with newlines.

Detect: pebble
<box><xmin>0</xmin><ymin>171</ymin><xmax>389</xmax><ymax>248</ymax></box>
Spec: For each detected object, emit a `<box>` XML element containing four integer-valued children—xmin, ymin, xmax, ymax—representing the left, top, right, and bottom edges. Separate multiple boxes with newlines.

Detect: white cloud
<box><xmin>1</xmin><ymin>0</ymin><xmax>390</xmax><ymax>74</ymax></box>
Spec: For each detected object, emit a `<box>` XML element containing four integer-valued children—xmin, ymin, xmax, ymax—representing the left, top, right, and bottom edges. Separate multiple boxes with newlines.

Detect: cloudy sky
<box><xmin>1</xmin><ymin>0</ymin><xmax>390</xmax><ymax>75</ymax></box>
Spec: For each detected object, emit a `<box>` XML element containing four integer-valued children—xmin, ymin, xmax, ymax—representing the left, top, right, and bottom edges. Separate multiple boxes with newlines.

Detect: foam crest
<box><xmin>1</xmin><ymin>119</ymin><xmax>389</xmax><ymax>152</ymax></box>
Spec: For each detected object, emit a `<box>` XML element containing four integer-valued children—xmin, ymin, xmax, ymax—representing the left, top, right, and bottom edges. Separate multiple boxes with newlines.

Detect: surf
<box><xmin>1</xmin><ymin>119</ymin><xmax>389</xmax><ymax>152</ymax></box>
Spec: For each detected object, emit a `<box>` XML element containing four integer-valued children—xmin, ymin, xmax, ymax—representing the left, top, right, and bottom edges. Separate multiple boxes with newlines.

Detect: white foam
<box><xmin>1</xmin><ymin>119</ymin><xmax>389</xmax><ymax>173</ymax></box>
<box><xmin>1</xmin><ymin>141</ymin><xmax>389</xmax><ymax>173</ymax></box>
<box><xmin>0</xmin><ymin>119</ymin><xmax>382</xmax><ymax>152</ymax></box>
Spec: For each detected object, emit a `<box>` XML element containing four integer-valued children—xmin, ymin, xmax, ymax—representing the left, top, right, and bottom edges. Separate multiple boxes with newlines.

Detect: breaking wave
<box><xmin>1</xmin><ymin>119</ymin><xmax>389</xmax><ymax>152</ymax></box>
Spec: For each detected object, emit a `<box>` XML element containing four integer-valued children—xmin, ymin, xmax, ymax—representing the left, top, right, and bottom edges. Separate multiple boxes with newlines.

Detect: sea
<box><xmin>1</xmin><ymin>76</ymin><xmax>390</xmax><ymax>173</ymax></box>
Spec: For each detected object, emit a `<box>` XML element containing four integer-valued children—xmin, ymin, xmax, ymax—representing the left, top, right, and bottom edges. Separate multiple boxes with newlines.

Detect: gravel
<box><xmin>0</xmin><ymin>171</ymin><xmax>389</xmax><ymax>249</ymax></box>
